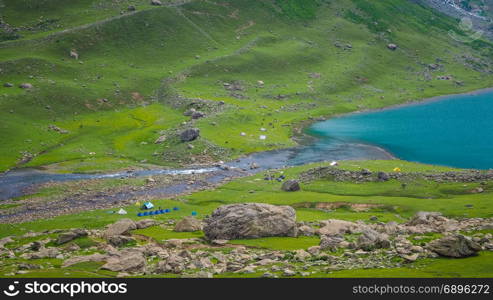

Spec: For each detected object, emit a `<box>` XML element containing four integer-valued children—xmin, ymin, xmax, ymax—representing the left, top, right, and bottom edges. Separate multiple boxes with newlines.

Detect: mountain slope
<box><xmin>1</xmin><ymin>0</ymin><xmax>493</xmax><ymax>173</ymax></box>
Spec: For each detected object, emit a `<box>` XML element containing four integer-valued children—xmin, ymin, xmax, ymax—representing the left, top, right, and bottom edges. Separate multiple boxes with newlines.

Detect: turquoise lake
<box><xmin>309</xmin><ymin>89</ymin><xmax>493</xmax><ymax>170</ymax></box>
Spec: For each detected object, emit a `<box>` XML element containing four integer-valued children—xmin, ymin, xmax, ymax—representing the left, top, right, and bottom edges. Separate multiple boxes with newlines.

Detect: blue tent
<box><xmin>141</xmin><ymin>202</ymin><xmax>154</xmax><ymax>210</ymax></box>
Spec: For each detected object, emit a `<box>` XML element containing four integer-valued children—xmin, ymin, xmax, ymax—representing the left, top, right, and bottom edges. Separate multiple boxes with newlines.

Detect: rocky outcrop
<box><xmin>63</xmin><ymin>253</ymin><xmax>108</xmax><ymax>268</ymax></box>
<box><xmin>427</xmin><ymin>234</ymin><xmax>482</xmax><ymax>258</ymax></box>
<box><xmin>356</xmin><ymin>229</ymin><xmax>391</xmax><ymax>251</ymax></box>
<box><xmin>107</xmin><ymin>235</ymin><xmax>135</xmax><ymax>247</ymax></box>
<box><xmin>56</xmin><ymin>229</ymin><xmax>88</xmax><ymax>245</ymax></box>
<box><xmin>320</xmin><ymin>235</ymin><xmax>345</xmax><ymax>250</ymax></box>
<box><xmin>203</xmin><ymin>203</ymin><xmax>297</xmax><ymax>240</ymax></box>
<box><xmin>174</xmin><ymin>217</ymin><xmax>203</xmax><ymax>232</ymax></box>
<box><xmin>281</xmin><ymin>180</ymin><xmax>300</xmax><ymax>192</ymax></box>
<box><xmin>135</xmin><ymin>219</ymin><xmax>157</xmax><ymax>229</ymax></box>
<box><xmin>103</xmin><ymin>219</ymin><xmax>137</xmax><ymax>238</ymax></box>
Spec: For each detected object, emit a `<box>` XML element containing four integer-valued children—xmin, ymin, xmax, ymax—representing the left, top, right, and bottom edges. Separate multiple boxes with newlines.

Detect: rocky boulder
<box><xmin>56</xmin><ymin>229</ymin><xmax>88</xmax><ymax>245</ymax></box>
<box><xmin>101</xmin><ymin>251</ymin><xmax>146</xmax><ymax>273</ymax></box>
<box><xmin>297</xmin><ymin>225</ymin><xmax>315</xmax><ymax>236</ymax></box>
<box><xmin>19</xmin><ymin>83</ymin><xmax>33</xmax><ymax>89</ymax></box>
<box><xmin>174</xmin><ymin>216</ymin><xmax>203</xmax><ymax>232</ymax></box>
<box><xmin>0</xmin><ymin>236</ymin><xmax>14</xmax><ymax>249</ymax></box>
<box><xmin>377</xmin><ymin>171</ymin><xmax>390</xmax><ymax>181</ymax></box>
<box><xmin>103</xmin><ymin>219</ymin><xmax>137</xmax><ymax>238</ymax></box>
<box><xmin>387</xmin><ymin>43</ymin><xmax>398</xmax><ymax>50</ymax></box>
<box><xmin>407</xmin><ymin>211</ymin><xmax>446</xmax><ymax>226</ymax></box>
<box><xmin>317</xmin><ymin>219</ymin><xmax>362</xmax><ymax>236</ymax></box>
<box><xmin>136</xmin><ymin>219</ymin><xmax>157</xmax><ymax>229</ymax></box>
<box><xmin>107</xmin><ymin>235</ymin><xmax>135</xmax><ymax>247</ymax></box>
<box><xmin>180</xmin><ymin>128</ymin><xmax>200</xmax><ymax>142</ymax></box>
<box><xmin>427</xmin><ymin>234</ymin><xmax>481</xmax><ymax>258</ymax></box>
<box><xmin>191</xmin><ymin>111</ymin><xmax>206</xmax><ymax>119</ymax></box>
<box><xmin>150</xmin><ymin>0</ymin><xmax>162</xmax><ymax>5</ymax></box>
<box><xmin>203</xmin><ymin>203</ymin><xmax>297</xmax><ymax>240</ymax></box>
<box><xmin>320</xmin><ymin>234</ymin><xmax>345</xmax><ymax>250</ymax></box>
<box><xmin>281</xmin><ymin>180</ymin><xmax>300</xmax><ymax>192</ymax></box>
<box><xmin>24</xmin><ymin>247</ymin><xmax>60</xmax><ymax>259</ymax></box>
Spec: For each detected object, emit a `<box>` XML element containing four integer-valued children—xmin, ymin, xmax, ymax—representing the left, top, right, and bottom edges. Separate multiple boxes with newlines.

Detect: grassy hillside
<box><xmin>1</xmin><ymin>0</ymin><xmax>493</xmax><ymax>173</ymax></box>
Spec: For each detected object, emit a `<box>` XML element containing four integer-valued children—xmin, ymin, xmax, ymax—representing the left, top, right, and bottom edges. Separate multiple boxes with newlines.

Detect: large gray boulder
<box><xmin>174</xmin><ymin>216</ymin><xmax>203</xmax><ymax>232</ymax></box>
<box><xmin>427</xmin><ymin>234</ymin><xmax>482</xmax><ymax>258</ymax></box>
<box><xmin>320</xmin><ymin>234</ymin><xmax>345</xmax><ymax>250</ymax></box>
<box><xmin>56</xmin><ymin>229</ymin><xmax>88</xmax><ymax>245</ymax></box>
<box><xmin>136</xmin><ymin>219</ymin><xmax>158</xmax><ymax>229</ymax></box>
<box><xmin>180</xmin><ymin>128</ymin><xmax>200</xmax><ymax>142</ymax></box>
<box><xmin>203</xmin><ymin>203</ymin><xmax>297</xmax><ymax>240</ymax></box>
<box><xmin>101</xmin><ymin>251</ymin><xmax>146</xmax><ymax>273</ymax></box>
<box><xmin>104</xmin><ymin>219</ymin><xmax>137</xmax><ymax>238</ymax></box>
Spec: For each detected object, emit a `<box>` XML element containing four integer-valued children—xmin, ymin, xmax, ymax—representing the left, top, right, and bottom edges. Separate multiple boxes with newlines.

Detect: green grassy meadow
<box><xmin>1</xmin><ymin>0</ymin><xmax>493</xmax><ymax>278</ymax></box>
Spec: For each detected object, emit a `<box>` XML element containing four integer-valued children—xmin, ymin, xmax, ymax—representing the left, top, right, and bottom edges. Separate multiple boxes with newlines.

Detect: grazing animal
<box><xmin>70</xmin><ymin>49</ymin><xmax>79</xmax><ymax>60</ymax></box>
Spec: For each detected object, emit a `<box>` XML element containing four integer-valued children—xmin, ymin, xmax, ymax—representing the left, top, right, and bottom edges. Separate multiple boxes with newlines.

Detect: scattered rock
<box><xmin>174</xmin><ymin>216</ymin><xmax>203</xmax><ymax>232</ymax></box>
<box><xmin>180</xmin><ymin>128</ymin><xmax>200</xmax><ymax>142</ymax></box>
<box><xmin>281</xmin><ymin>180</ymin><xmax>300</xmax><ymax>192</ymax></box>
<box><xmin>0</xmin><ymin>237</ymin><xmax>14</xmax><ymax>248</ymax></box>
<box><xmin>203</xmin><ymin>203</ymin><xmax>297</xmax><ymax>240</ymax></box>
<box><xmin>407</xmin><ymin>211</ymin><xmax>445</xmax><ymax>226</ymax></box>
<box><xmin>56</xmin><ymin>229</ymin><xmax>87</xmax><ymax>245</ymax></box>
<box><xmin>293</xmin><ymin>249</ymin><xmax>311</xmax><ymax>261</ymax></box>
<box><xmin>401</xmin><ymin>253</ymin><xmax>419</xmax><ymax>262</ymax></box>
<box><xmin>48</xmin><ymin>124</ymin><xmax>69</xmax><ymax>134</ymax></box>
<box><xmin>19</xmin><ymin>83</ymin><xmax>33</xmax><ymax>89</ymax></box>
<box><xmin>103</xmin><ymin>219</ymin><xmax>137</xmax><ymax>238</ymax></box>
<box><xmin>150</xmin><ymin>0</ymin><xmax>162</xmax><ymax>5</ymax></box>
<box><xmin>101</xmin><ymin>252</ymin><xmax>146</xmax><ymax>273</ymax></box>
<box><xmin>3</xmin><ymin>83</ymin><xmax>13</xmax><ymax>88</ymax></box>
<box><xmin>136</xmin><ymin>219</ymin><xmax>157</xmax><ymax>229</ymax></box>
<box><xmin>320</xmin><ymin>235</ymin><xmax>345</xmax><ymax>250</ymax></box>
<box><xmin>211</xmin><ymin>239</ymin><xmax>229</xmax><ymax>246</ymax></box>
<box><xmin>191</xmin><ymin>111</ymin><xmax>205</xmax><ymax>119</ymax></box>
<box><xmin>154</xmin><ymin>135</ymin><xmax>166</xmax><ymax>144</ymax></box>
<box><xmin>377</xmin><ymin>172</ymin><xmax>390</xmax><ymax>181</ymax></box>
<box><xmin>387</xmin><ymin>43</ymin><xmax>398</xmax><ymax>50</ymax></box>
<box><xmin>357</xmin><ymin>229</ymin><xmax>390</xmax><ymax>250</ymax></box>
<box><xmin>156</xmin><ymin>254</ymin><xmax>186</xmax><ymax>273</ymax></box>
<box><xmin>107</xmin><ymin>235</ymin><xmax>135</xmax><ymax>247</ymax></box>
<box><xmin>26</xmin><ymin>247</ymin><xmax>60</xmax><ymax>259</ymax></box>
<box><xmin>297</xmin><ymin>225</ymin><xmax>315</xmax><ymax>236</ymax></box>
<box><xmin>317</xmin><ymin>219</ymin><xmax>362</xmax><ymax>236</ymax></box>
<box><xmin>427</xmin><ymin>234</ymin><xmax>481</xmax><ymax>258</ymax></box>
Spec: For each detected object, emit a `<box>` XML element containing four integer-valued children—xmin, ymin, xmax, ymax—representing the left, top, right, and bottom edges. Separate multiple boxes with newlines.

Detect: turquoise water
<box><xmin>309</xmin><ymin>90</ymin><xmax>493</xmax><ymax>169</ymax></box>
